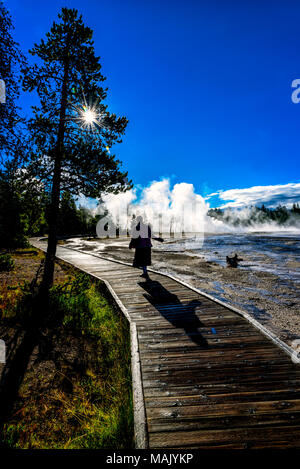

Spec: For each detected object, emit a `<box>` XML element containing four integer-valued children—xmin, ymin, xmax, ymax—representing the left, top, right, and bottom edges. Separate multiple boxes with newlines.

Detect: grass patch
<box><xmin>0</xmin><ymin>254</ymin><xmax>14</xmax><ymax>272</ymax></box>
<box><xmin>0</xmin><ymin>256</ymin><xmax>134</xmax><ymax>449</ymax></box>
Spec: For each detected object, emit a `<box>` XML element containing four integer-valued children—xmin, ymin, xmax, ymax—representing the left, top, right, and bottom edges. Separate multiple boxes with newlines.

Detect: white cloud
<box><xmin>207</xmin><ymin>182</ymin><xmax>300</xmax><ymax>208</ymax></box>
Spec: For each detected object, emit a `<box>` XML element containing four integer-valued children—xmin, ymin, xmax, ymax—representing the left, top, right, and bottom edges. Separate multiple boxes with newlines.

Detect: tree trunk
<box><xmin>40</xmin><ymin>56</ymin><xmax>70</xmax><ymax>296</ymax></box>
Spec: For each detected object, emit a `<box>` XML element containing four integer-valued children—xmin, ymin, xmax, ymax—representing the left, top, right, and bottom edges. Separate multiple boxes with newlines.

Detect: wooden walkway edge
<box><xmin>30</xmin><ymin>239</ymin><xmax>300</xmax><ymax>449</ymax></box>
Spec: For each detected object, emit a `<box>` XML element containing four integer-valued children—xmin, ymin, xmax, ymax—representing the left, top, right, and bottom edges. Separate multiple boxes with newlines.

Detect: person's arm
<box><xmin>148</xmin><ymin>224</ymin><xmax>164</xmax><ymax>243</ymax></box>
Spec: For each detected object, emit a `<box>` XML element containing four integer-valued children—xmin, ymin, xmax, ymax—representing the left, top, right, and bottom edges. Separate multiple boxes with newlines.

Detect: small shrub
<box><xmin>0</xmin><ymin>253</ymin><xmax>14</xmax><ymax>272</ymax></box>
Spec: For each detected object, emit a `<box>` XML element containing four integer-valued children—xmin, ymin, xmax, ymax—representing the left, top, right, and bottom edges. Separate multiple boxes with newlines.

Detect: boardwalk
<box><xmin>31</xmin><ymin>240</ymin><xmax>300</xmax><ymax>449</ymax></box>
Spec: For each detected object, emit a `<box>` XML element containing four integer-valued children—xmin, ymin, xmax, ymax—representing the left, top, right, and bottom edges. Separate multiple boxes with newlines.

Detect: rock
<box><xmin>226</xmin><ymin>253</ymin><xmax>243</xmax><ymax>268</ymax></box>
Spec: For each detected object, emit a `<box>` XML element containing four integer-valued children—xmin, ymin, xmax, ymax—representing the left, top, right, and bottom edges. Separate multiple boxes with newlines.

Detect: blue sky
<box><xmin>5</xmin><ymin>0</ymin><xmax>300</xmax><ymax>207</ymax></box>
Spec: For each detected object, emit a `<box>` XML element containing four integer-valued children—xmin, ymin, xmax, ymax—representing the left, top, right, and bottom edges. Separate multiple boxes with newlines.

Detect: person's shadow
<box><xmin>138</xmin><ymin>280</ymin><xmax>208</xmax><ymax>348</ymax></box>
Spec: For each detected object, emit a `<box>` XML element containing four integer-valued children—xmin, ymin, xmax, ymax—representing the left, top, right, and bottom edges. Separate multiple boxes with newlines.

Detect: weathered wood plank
<box><xmin>148</xmin><ymin>425</ymin><xmax>300</xmax><ymax>448</ymax></box>
<box><xmin>145</xmin><ymin>389</ymin><xmax>300</xmax><ymax>407</ymax></box>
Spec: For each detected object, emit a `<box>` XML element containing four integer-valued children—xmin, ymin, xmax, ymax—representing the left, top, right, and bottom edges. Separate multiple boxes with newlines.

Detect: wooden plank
<box><xmin>148</xmin><ymin>413</ymin><xmax>300</xmax><ymax>434</ymax></box>
<box><xmin>145</xmin><ymin>389</ymin><xmax>300</xmax><ymax>407</ymax></box>
<box><xmin>149</xmin><ymin>425</ymin><xmax>300</xmax><ymax>448</ymax></box>
<box><xmin>143</xmin><ymin>379</ymin><xmax>300</xmax><ymax>398</ymax></box>
<box><xmin>147</xmin><ymin>399</ymin><xmax>300</xmax><ymax>420</ymax></box>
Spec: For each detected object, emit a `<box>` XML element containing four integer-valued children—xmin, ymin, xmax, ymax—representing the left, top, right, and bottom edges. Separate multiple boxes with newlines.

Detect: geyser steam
<box><xmin>94</xmin><ymin>178</ymin><xmax>300</xmax><ymax>236</ymax></box>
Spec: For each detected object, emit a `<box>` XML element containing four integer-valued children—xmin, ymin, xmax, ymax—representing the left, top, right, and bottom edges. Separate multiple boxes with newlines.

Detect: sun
<box><xmin>82</xmin><ymin>107</ymin><xmax>97</xmax><ymax>125</ymax></box>
<box><xmin>68</xmin><ymin>96</ymin><xmax>105</xmax><ymax>133</ymax></box>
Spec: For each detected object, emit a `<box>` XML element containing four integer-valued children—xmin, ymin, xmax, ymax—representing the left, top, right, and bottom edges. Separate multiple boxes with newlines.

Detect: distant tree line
<box><xmin>207</xmin><ymin>204</ymin><xmax>300</xmax><ymax>227</ymax></box>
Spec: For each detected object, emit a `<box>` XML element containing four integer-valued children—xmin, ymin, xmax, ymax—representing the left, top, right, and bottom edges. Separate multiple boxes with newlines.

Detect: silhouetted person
<box><xmin>129</xmin><ymin>216</ymin><xmax>163</xmax><ymax>280</ymax></box>
<box><xmin>129</xmin><ymin>216</ymin><xmax>152</xmax><ymax>279</ymax></box>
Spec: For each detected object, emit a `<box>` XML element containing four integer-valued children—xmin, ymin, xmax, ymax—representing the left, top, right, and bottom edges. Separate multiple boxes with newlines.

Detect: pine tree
<box><xmin>0</xmin><ymin>1</ymin><xmax>25</xmax><ymax>160</ymax></box>
<box><xmin>22</xmin><ymin>8</ymin><xmax>131</xmax><ymax>295</ymax></box>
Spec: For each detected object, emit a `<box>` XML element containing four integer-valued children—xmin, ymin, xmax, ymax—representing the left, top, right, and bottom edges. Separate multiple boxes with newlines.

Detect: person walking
<box><xmin>129</xmin><ymin>216</ymin><xmax>163</xmax><ymax>280</ymax></box>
